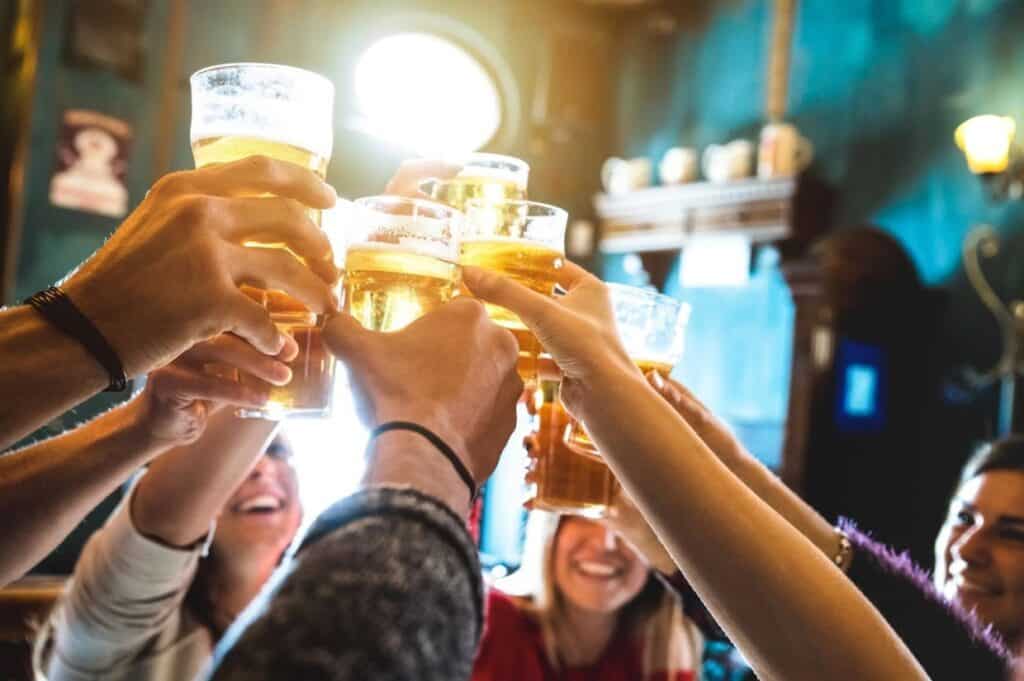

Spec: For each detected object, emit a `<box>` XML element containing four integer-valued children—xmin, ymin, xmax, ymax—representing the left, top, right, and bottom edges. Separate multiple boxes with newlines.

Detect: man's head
<box><xmin>935</xmin><ymin>437</ymin><xmax>1024</xmax><ymax>645</ymax></box>
<box><xmin>212</xmin><ymin>435</ymin><xmax>303</xmax><ymax>564</ymax></box>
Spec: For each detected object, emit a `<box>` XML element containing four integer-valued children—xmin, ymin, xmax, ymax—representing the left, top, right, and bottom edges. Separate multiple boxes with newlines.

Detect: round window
<box><xmin>354</xmin><ymin>32</ymin><xmax>503</xmax><ymax>155</ymax></box>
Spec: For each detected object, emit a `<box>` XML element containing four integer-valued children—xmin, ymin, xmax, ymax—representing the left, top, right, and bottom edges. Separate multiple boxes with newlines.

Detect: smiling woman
<box><xmin>933</xmin><ymin>435</ymin><xmax>1024</xmax><ymax>649</ymax></box>
<box><xmin>472</xmin><ymin>511</ymin><xmax>705</xmax><ymax>681</ymax></box>
<box><xmin>34</xmin><ymin>414</ymin><xmax>306</xmax><ymax>681</ymax></box>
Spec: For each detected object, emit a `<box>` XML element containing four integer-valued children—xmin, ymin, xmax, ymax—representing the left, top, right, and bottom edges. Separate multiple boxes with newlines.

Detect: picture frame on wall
<box><xmin>64</xmin><ymin>0</ymin><xmax>149</xmax><ymax>82</ymax></box>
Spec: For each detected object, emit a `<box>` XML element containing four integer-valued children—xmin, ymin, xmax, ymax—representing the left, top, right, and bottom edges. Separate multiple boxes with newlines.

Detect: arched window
<box><xmin>353</xmin><ymin>32</ymin><xmax>503</xmax><ymax>155</ymax></box>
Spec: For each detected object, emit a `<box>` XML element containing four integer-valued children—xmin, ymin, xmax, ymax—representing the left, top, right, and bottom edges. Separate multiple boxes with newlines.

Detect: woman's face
<box><xmin>552</xmin><ymin>517</ymin><xmax>650</xmax><ymax>615</ymax></box>
<box><xmin>213</xmin><ymin>446</ymin><xmax>302</xmax><ymax>563</ymax></box>
<box><xmin>934</xmin><ymin>470</ymin><xmax>1024</xmax><ymax>643</ymax></box>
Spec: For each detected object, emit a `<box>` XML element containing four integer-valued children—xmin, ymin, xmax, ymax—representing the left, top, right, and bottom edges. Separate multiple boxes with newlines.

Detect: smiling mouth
<box><xmin>953</xmin><ymin>576</ymin><xmax>1002</xmax><ymax>598</ymax></box>
<box><xmin>573</xmin><ymin>560</ymin><xmax>624</xmax><ymax>580</ymax></box>
<box><xmin>233</xmin><ymin>495</ymin><xmax>285</xmax><ymax>515</ymax></box>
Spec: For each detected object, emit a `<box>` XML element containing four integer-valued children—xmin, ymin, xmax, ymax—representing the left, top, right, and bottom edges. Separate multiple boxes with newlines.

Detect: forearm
<box><xmin>0</xmin><ymin>305</ymin><xmax>108</xmax><ymax>450</ymax></box>
<box><xmin>132</xmin><ymin>409</ymin><xmax>278</xmax><ymax>546</ymax></box>
<box><xmin>206</xmin><ymin>486</ymin><xmax>483</xmax><ymax>681</ymax></box>
<box><xmin>0</xmin><ymin>398</ymin><xmax>162</xmax><ymax>586</ymax></box>
<box><xmin>582</xmin><ymin>368</ymin><xmax>927</xmax><ymax>681</ymax></box>
<box><xmin>724</xmin><ymin>448</ymin><xmax>839</xmax><ymax>561</ymax></box>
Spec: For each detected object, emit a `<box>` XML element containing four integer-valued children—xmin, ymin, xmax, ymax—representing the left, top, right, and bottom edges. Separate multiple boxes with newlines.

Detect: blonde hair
<box><xmin>496</xmin><ymin>511</ymin><xmax>703</xmax><ymax>678</ymax></box>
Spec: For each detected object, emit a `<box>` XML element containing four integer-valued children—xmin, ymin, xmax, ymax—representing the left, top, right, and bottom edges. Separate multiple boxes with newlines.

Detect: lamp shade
<box><xmin>955</xmin><ymin>115</ymin><xmax>1016</xmax><ymax>174</ymax></box>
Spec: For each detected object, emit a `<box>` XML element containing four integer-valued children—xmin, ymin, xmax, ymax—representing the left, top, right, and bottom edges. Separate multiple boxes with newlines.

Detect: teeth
<box><xmin>576</xmin><ymin>561</ymin><xmax>619</xmax><ymax>578</ymax></box>
<box><xmin>239</xmin><ymin>495</ymin><xmax>282</xmax><ymax>513</ymax></box>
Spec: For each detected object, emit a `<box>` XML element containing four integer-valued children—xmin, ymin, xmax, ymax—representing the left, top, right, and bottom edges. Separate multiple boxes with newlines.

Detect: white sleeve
<box><xmin>45</xmin><ymin>478</ymin><xmax>203</xmax><ymax>675</ymax></box>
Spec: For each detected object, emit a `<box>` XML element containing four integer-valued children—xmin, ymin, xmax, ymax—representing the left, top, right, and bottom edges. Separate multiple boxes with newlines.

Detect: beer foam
<box><xmin>460</xmin><ymin>235</ymin><xmax>565</xmax><ymax>254</ymax></box>
<box><xmin>457</xmin><ymin>166</ymin><xmax>526</xmax><ymax>188</ymax></box>
<box><xmin>349</xmin><ymin>238</ymin><xmax>458</xmax><ymax>263</ymax></box>
<box><xmin>190</xmin><ymin>64</ymin><xmax>334</xmax><ymax>159</ymax></box>
<box><xmin>452</xmin><ymin>153</ymin><xmax>529</xmax><ymax>188</ymax></box>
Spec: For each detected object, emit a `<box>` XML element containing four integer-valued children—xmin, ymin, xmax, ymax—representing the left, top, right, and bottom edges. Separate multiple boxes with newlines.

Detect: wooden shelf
<box><xmin>595</xmin><ymin>177</ymin><xmax>798</xmax><ymax>254</ymax></box>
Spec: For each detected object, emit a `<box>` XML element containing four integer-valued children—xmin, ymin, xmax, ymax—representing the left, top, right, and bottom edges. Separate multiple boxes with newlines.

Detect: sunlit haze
<box><xmin>353</xmin><ymin>32</ymin><xmax>502</xmax><ymax>155</ymax></box>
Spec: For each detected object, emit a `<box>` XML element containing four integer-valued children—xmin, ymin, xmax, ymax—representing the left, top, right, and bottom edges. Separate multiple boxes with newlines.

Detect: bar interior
<box><xmin>2</xmin><ymin>1</ymin><xmax>1024</xmax><ymax>679</ymax></box>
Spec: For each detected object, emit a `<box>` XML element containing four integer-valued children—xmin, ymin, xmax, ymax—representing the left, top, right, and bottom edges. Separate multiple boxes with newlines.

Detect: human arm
<box><xmin>203</xmin><ymin>300</ymin><xmax>522</xmax><ymax>680</ymax></box>
<box><xmin>1</xmin><ymin>156</ymin><xmax>337</xmax><ymax>449</ymax></box>
<box><xmin>648</xmin><ymin>373</ymin><xmax>1013</xmax><ymax>674</ymax></box>
<box><xmin>130</xmin><ymin>334</ymin><xmax>295</xmax><ymax>547</ymax></box>
<box><xmin>464</xmin><ymin>265</ymin><xmax>930</xmax><ymax>681</ymax></box>
<box><xmin>0</xmin><ymin>334</ymin><xmax>289</xmax><ymax>588</ymax></box>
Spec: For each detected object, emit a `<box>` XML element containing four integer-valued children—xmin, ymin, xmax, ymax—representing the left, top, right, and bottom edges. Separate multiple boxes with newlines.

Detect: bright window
<box><xmin>353</xmin><ymin>32</ymin><xmax>502</xmax><ymax>155</ymax></box>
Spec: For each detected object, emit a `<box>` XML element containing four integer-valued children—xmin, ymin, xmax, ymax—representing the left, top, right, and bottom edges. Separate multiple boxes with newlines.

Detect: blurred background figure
<box><xmin>475</xmin><ymin>510</ymin><xmax>704</xmax><ymax>681</ymax></box>
<box><xmin>935</xmin><ymin>436</ymin><xmax>1024</xmax><ymax>650</ymax></box>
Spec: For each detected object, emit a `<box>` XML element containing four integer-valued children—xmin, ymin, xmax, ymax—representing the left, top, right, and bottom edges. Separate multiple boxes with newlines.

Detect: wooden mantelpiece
<box><xmin>596</xmin><ymin>176</ymin><xmax>797</xmax><ymax>254</ymax></box>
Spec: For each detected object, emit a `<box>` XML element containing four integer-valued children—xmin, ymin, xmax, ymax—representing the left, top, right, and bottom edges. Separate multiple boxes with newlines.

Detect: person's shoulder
<box><xmin>485</xmin><ymin>589</ymin><xmax>533</xmax><ymax>625</ymax></box>
<box><xmin>477</xmin><ymin>590</ymin><xmax>548</xmax><ymax>677</ymax></box>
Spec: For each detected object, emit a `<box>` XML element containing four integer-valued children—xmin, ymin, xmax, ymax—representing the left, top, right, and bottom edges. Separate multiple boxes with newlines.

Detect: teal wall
<box><xmin>609</xmin><ymin>0</ymin><xmax>1024</xmax><ymax>465</ymax></box>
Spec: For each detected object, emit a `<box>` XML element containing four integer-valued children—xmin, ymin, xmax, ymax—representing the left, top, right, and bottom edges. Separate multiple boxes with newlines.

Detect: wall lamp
<box><xmin>955</xmin><ymin>115</ymin><xmax>1023</xmax><ymax>199</ymax></box>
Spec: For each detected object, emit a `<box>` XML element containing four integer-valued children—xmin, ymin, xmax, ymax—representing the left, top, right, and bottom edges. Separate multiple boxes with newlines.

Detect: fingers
<box><xmin>322</xmin><ymin>312</ymin><xmax>372</xmax><ymax>361</ymax></box>
<box><xmin>149</xmin><ymin>364</ymin><xmax>270</xmax><ymax>409</ymax></box>
<box><xmin>385</xmin><ymin>159</ymin><xmax>461</xmax><ymax>197</ymax></box>
<box><xmin>229</xmin><ymin>244</ymin><xmax>337</xmax><ymax>314</ymax></box>
<box><xmin>647</xmin><ymin>371</ymin><xmax>704</xmax><ymax>417</ymax></box>
<box><xmin>219</xmin><ymin>197</ymin><xmax>338</xmax><ymax>284</ymax></box>
<box><xmin>189</xmin><ymin>156</ymin><xmax>337</xmax><ymax>208</ymax></box>
<box><xmin>180</xmin><ymin>334</ymin><xmax>293</xmax><ymax>386</ymax></box>
<box><xmin>554</xmin><ymin>260</ymin><xmax>600</xmax><ymax>291</ymax></box>
<box><xmin>224</xmin><ymin>293</ymin><xmax>288</xmax><ymax>357</ymax></box>
<box><xmin>462</xmin><ymin>266</ymin><xmax>560</xmax><ymax>333</ymax></box>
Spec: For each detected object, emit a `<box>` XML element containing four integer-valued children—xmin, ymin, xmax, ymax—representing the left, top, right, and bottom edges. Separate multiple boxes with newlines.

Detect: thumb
<box><xmin>323</xmin><ymin>312</ymin><xmax>372</xmax><ymax>360</ymax></box>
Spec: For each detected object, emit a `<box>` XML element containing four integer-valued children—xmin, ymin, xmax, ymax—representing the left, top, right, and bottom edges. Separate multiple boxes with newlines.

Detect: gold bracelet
<box><xmin>833</xmin><ymin>527</ymin><xmax>854</xmax><ymax>573</ymax></box>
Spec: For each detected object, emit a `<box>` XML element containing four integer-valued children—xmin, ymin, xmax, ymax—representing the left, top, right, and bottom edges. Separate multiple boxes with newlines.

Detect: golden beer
<box><xmin>343</xmin><ymin>243</ymin><xmax>458</xmax><ymax>333</ymax></box>
<box><xmin>427</xmin><ymin>175</ymin><xmax>525</xmax><ymax>211</ymax></box>
<box><xmin>192</xmin><ymin>135</ymin><xmax>329</xmax><ymax>176</ymax></box>
<box><xmin>527</xmin><ymin>379</ymin><xmax>616</xmax><ymax>517</ymax></box>
<box><xmin>634</xmin><ymin>359</ymin><xmax>674</xmax><ymax>377</ymax></box>
<box><xmin>460</xmin><ymin>238</ymin><xmax>562</xmax><ymax>378</ymax></box>
<box><xmin>233</xmin><ymin>289</ymin><xmax>334</xmax><ymax>418</ymax></box>
<box><xmin>191</xmin><ymin>135</ymin><xmax>335</xmax><ymax>419</ymax></box>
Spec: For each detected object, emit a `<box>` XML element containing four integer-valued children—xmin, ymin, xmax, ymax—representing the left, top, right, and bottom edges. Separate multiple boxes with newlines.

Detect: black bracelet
<box><xmin>368</xmin><ymin>421</ymin><xmax>478</xmax><ymax>502</ymax></box>
<box><xmin>26</xmin><ymin>286</ymin><xmax>128</xmax><ymax>392</ymax></box>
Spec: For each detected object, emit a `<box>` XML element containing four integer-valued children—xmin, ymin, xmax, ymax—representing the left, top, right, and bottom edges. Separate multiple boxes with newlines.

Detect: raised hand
<box><xmin>61</xmin><ymin>155</ymin><xmax>340</xmax><ymax>379</ymax></box>
<box><xmin>132</xmin><ymin>333</ymin><xmax>297</xmax><ymax>448</ymax></box>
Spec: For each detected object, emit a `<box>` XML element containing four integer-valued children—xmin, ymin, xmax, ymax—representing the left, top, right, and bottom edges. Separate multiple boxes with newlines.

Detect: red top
<box><xmin>472</xmin><ymin>590</ymin><xmax>694</xmax><ymax>681</ymax></box>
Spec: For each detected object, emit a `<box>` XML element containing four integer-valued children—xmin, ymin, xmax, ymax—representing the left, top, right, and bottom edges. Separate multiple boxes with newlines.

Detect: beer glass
<box><xmin>190</xmin><ymin>62</ymin><xmax>336</xmax><ymax>419</ymax></box>
<box><xmin>459</xmin><ymin>199</ymin><xmax>566</xmax><ymax>380</ymax></box>
<box><xmin>342</xmin><ymin>196</ymin><xmax>462</xmax><ymax>333</ymax></box>
<box><xmin>525</xmin><ymin>371</ymin><xmax>617</xmax><ymax>517</ymax></box>
<box><xmin>421</xmin><ymin>153</ymin><xmax>529</xmax><ymax>210</ymax></box>
<box><xmin>565</xmin><ymin>284</ymin><xmax>690</xmax><ymax>457</ymax></box>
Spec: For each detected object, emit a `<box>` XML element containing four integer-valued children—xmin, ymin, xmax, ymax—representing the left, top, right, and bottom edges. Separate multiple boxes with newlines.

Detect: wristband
<box><xmin>833</xmin><ymin>527</ymin><xmax>854</xmax><ymax>572</ymax></box>
<box><xmin>368</xmin><ymin>421</ymin><xmax>477</xmax><ymax>502</ymax></box>
<box><xmin>26</xmin><ymin>286</ymin><xmax>128</xmax><ymax>392</ymax></box>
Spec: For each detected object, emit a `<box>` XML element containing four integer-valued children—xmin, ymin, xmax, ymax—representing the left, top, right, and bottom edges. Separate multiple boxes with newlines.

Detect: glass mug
<box><xmin>190</xmin><ymin>62</ymin><xmax>336</xmax><ymax>419</ymax></box>
<box><xmin>337</xmin><ymin>195</ymin><xmax>463</xmax><ymax>333</ymax></box>
<box><xmin>525</xmin><ymin>365</ymin><xmax>618</xmax><ymax>517</ymax></box>
<box><xmin>564</xmin><ymin>284</ymin><xmax>690</xmax><ymax>458</ymax></box>
<box><xmin>459</xmin><ymin>199</ymin><xmax>566</xmax><ymax>381</ymax></box>
<box><xmin>421</xmin><ymin>152</ymin><xmax>529</xmax><ymax>211</ymax></box>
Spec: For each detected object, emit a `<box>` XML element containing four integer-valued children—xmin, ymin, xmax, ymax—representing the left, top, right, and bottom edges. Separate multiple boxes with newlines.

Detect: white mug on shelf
<box><xmin>702</xmin><ymin>139</ymin><xmax>754</xmax><ymax>183</ymax></box>
<box><xmin>758</xmin><ymin>122</ymin><xmax>814</xmax><ymax>178</ymax></box>
<box><xmin>659</xmin><ymin>147</ymin><xmax>699</xmax><ymax>184</ymax></box>
<box><xmin>601</xmin><ymin>156</ymin><xmax>653</xmax><ymax>194</ymax></box>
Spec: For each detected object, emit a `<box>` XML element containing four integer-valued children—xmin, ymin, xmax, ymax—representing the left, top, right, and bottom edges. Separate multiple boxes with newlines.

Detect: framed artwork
<box><xmin>65</xmin><ymin>0</ymin><xmax>148</xmax><ymax>81</ymax></box>
<box><xmin>49</xmin><ymin>109</ymin><xmax>132</xmax><ymax>218</ymax></box>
